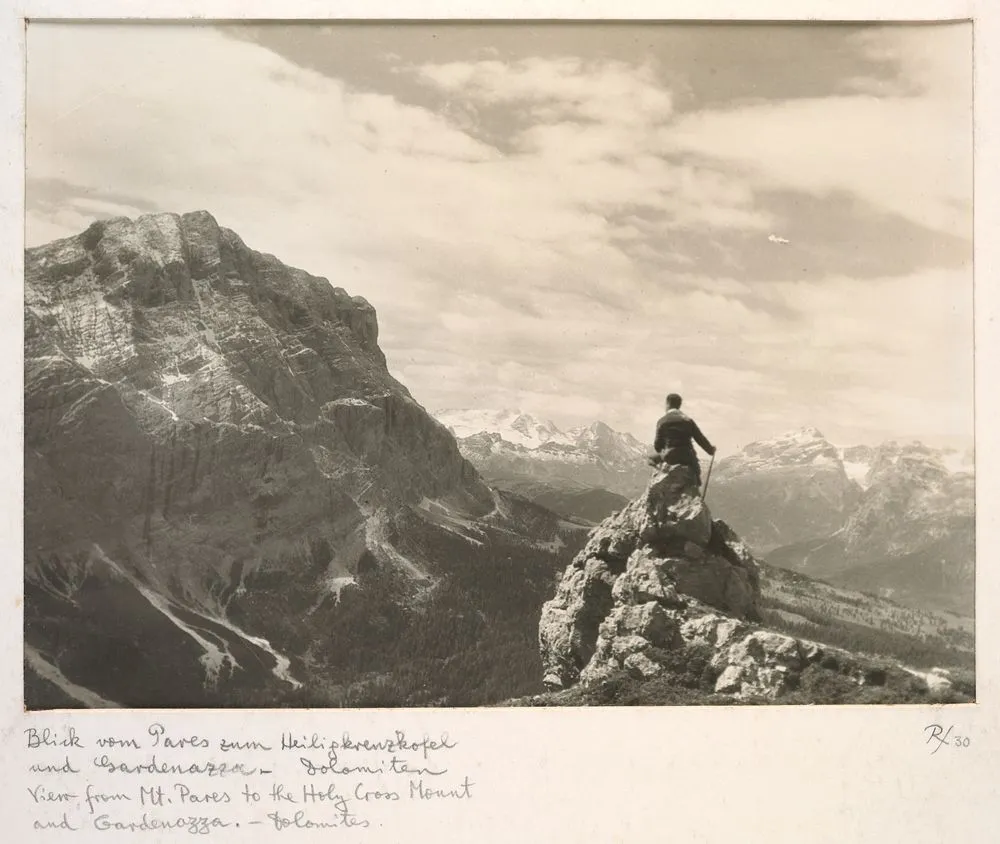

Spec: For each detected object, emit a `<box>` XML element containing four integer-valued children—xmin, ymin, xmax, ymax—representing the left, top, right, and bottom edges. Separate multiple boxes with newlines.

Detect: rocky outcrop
<box><xmin>540</xmin><ymin>465</ymin><xmax>767</xmax><ymax>692</ymax></box>
<box><xmin>537</xmin><ymin>463</ymin><xmax>933</xmax><ymax>702</ymax></box>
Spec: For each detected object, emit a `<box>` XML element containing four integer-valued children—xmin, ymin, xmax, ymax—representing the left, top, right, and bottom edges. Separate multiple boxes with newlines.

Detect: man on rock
<box><xmin>650</xmin><ymin>393</ymin><xmax>717</xmax><ymax>486</ymax></box>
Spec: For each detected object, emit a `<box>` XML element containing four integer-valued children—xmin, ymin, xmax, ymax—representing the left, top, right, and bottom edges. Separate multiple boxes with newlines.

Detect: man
<box><xmin>651</xmin><ymin>393</ymin><xmax>716</xmax><ymax>486</ymax></box>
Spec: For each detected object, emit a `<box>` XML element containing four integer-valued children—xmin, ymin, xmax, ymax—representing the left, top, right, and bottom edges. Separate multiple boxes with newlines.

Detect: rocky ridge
<box><xmin>537</xmin><ymin>464</ymin><xmax>950</xmax><ymax>702</ymax></box>
<box><xmin>839</xmin><ymin>441</ymin><xmax>974</xmax><ymax>559</ymax></box>
<box><xmin>436</xmin><ymin>408</ymin><xmax>576</xmax><ymax>448</ymax></box>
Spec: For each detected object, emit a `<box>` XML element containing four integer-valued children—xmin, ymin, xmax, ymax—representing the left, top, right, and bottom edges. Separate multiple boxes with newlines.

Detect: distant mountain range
<box><xmin>766</xmin><ymin>441</ymin><xmax>974</xmax><ymax>615</ymax></box>
<box><xmin>435</xmin><ymin>409</ymin><xmax>975</xmax><ymax>615</ymax></box>
<box><xmin>436</xmin><ymin>409</ymin><xmax>649</xmax><ymax>505</ymax></box>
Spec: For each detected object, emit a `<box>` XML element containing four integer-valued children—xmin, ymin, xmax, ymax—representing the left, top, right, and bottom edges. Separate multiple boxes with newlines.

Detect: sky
<box><xmin>25</xmin><ymin>22</ymin><xmax>974</xmax><ymax>454</ymax></box>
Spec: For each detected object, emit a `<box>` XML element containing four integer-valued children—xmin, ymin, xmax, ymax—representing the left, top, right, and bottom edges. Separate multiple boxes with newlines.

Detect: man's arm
<box><xmin>691</xmin><ymin>422</ymin><xmax>716</xmax><ymax>455</ymax></box>
<box><xmin>653</xmin><ymin>418</ymin><xmax>667</xmax><ymax>453</ymax></box>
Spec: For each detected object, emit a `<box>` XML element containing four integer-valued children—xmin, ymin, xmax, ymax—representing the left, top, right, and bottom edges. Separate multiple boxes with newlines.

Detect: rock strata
<box><xmin>24</xmin><ymin>210</ymin><xmax>578</xmax><ymax>709</ymax></box>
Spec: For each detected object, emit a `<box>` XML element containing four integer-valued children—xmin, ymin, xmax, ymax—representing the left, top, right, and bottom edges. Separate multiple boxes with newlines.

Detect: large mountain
<box><xmin>766</xmin><ymin>441</ymin><xmax>975</xmax><ymax>614</ymax></box>
<box><xmin>24</xmin><ymin>211</ymin><xmax>585</xmax><ymax>709</ymax></box>
<box><xmin>707</xmin><ymin>427</ymin><xmax>862</xmax><ymax>553</ymax></box>
<box><xmin>436</xmin><ymin>409</ymin><xmax>649</xmax><ymax>518</ymax></box>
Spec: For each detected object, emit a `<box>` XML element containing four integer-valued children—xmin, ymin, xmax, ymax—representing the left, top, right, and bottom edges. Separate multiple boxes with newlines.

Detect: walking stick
<box><xmin>701</xmin><ymin>452</ymin><xmax>716</xmax><ymax>501</ymax></box>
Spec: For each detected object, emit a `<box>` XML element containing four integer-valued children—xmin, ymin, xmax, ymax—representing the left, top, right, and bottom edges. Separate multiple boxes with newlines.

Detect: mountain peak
<box><xmin>776</xmin><ymin>426</ymin><xmax>827</xmax><ymax>442</ymax></box>
<box><xmin>737</xmin><ymin>427</ymin><xmax>837</xmax><ymax>466</ymax></box>
<box><xmin>434</xmin><ymin>408</ymin><xmax>571</xmax><ymax>448</ymax></box>
<box><xmin>28</xmin><ymin>209</ymin><xmax>384</xmax><ymax>362</ymax></box>
<box><xmin>439</xmin><ymin>410</ymin><xmax>653</xmax><ymax>498</ymax></box>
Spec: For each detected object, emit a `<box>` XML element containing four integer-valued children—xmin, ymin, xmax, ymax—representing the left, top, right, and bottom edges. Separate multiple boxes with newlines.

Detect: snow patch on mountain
<box><xmin>436</xmin><ymin>409</ymin><xmax>648</xmax><ymax>457</ymax></box>
<box><xmin>840</xmin><ymin>457</ymin><xmax>872</xmax><ymax>487</ymax></box>
<box><xmin>25</xmin><ymin>646</ymin><xmax>122</xmax><ymax>708</ymax></box>
<box><xmin>720</xmin><ymin>427</ymin><xmax>840</xmax><ymax>477</ymax></box>
<box><xmin>436</xmin><ymin>408</ymin><xmax>574</xmax><ymax>448</ymax></box>
<box><xmin>435</xmin><ymin>409</ymin><xmax>653</xmax><ymax>499</ymax></box>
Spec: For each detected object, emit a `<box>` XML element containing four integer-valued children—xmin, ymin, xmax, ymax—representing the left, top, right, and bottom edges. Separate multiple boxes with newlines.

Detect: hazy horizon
<box><xmin>25</xmin><ymin>22</ymin><xmax>974</xmax><ymax>454</ymax></box>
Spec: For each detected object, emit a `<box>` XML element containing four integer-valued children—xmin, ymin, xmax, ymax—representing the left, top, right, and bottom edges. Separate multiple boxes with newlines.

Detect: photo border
<box><xmin>4</xmin><ymin>2</ymin><xmax>998</xmax><ymax>840</ymax></box>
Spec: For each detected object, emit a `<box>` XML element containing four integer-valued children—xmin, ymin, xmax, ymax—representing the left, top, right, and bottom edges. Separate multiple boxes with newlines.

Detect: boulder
<box><xmin>710</xmin><ymin>631</ymin><xmax>806</xmax><ymax>699</ymax></box>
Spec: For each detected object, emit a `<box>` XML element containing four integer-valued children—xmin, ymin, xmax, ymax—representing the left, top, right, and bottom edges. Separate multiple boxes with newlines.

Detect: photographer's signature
<box><xmin>924</xmin><ymin>724</ymin><xmax>972</xmax><ymax>754</ymax></box>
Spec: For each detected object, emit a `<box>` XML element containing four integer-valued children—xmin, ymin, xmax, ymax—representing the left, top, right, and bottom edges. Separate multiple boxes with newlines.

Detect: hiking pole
<box><xmin>701</xmin><ymin>452</ymin><xmax>716</xmax><ymax>501</ymax></box>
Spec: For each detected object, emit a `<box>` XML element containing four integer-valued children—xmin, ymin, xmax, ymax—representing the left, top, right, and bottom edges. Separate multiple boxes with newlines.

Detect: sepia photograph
<box><xmin>23</xmin><ymin>19</ymin><xmax>975</xmax><ymax>712</ymax></box>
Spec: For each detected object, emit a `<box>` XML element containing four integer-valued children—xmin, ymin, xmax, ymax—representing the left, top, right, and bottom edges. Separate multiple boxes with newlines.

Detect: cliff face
<box><xmin>840</xmin><ymin>442</ymin><xmax>974</xmax><ymax>560</ymax></box>
<box><xmin>26</xmin><ymin>211</ymin><xmax>484</xmax><ymax>502</ymax></box>
<box><xmin>24</xmin><ymin>211</ymin><xmax>578</xmax><ymax>708</ymax></box>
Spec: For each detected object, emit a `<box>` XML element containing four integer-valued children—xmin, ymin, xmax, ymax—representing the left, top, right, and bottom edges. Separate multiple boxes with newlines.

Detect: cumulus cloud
<box><xmin>411</xmin><ymin>55</ymin><xmax>769</xmax><ymax>236</ymax></box>
<box><xmin>25</xmin><ymin>23</ymin><xmax>973</xmax><ymax>452</ymax></box>
<box><xmin>415</xmin><ymin>57</ymin><xmax>674</xmax><ymax>128</ymax></box>
<box><xmin>661</xmin><ymin>26</ymin><xmax>972</xmax><ymax>240</ymax></box>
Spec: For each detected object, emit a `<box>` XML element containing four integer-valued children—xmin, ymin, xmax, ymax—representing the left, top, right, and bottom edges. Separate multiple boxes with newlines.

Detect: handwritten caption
<box><xmin>24</xmin><ymin>722</ymin><xmax>473</xmax><ymax>834</ymax></box>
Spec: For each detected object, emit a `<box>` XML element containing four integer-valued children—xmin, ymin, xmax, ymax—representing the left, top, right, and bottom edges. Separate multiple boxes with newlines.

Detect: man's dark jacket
<box><xmin>653</xmin><ymin>409</ymin><xmax>715</xmax><ymax>471</ymax></box>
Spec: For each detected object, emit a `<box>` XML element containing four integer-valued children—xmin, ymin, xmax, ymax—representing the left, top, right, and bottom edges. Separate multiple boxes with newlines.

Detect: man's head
<box><xmin>666</xmin><ymin>393</ymin><xmax>682</xmax><ymax>409</ymax></box>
